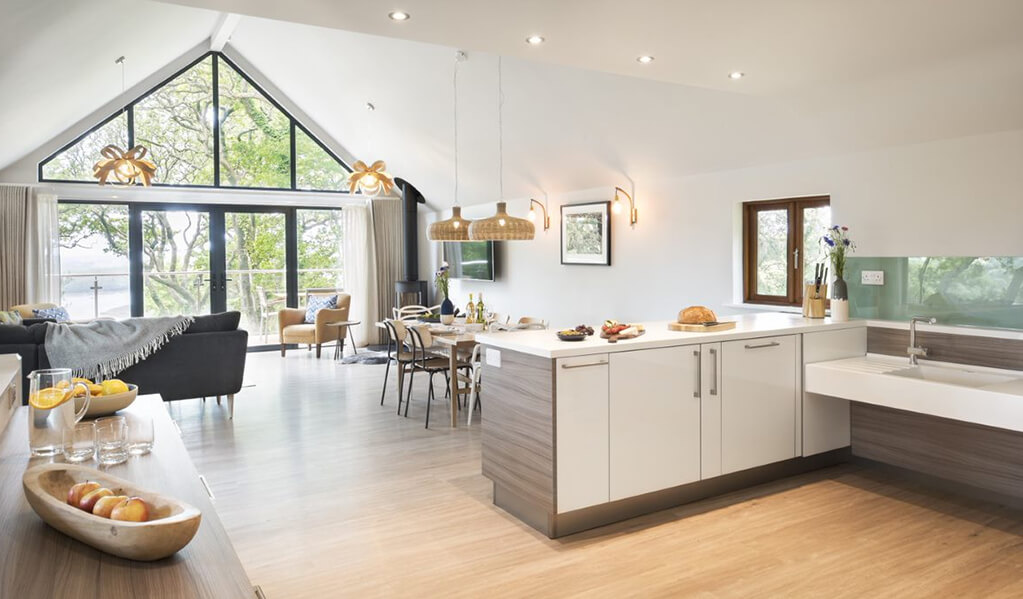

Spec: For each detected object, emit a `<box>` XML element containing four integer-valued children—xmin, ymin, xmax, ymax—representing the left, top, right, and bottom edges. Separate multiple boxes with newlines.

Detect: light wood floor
<box><xmin>172</xmin><ymin>352</ymin><xmax>1023</xmax><ymax>598</ymax></box>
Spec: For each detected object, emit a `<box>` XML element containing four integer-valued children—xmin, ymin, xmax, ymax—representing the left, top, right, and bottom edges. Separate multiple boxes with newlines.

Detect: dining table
<box><xmin>431</xmin><ymin>332</ymin><xmax>478</xmax><ymax>427</ymax></box>
<box><xmin>375</xmin><ymin>321</ymin><xmax>479</xmax><ymax>428</ymax></box>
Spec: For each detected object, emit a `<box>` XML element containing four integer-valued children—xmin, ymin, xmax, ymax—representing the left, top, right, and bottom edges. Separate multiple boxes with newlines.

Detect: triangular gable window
<box><xmin>39</xmin><ymin>52</ymin><xmax>351</xmax><ymax>192</ymax></box>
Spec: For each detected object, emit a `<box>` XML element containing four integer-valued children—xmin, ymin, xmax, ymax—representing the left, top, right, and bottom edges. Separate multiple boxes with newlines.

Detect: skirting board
<box><xmin>492</xmin><ymin>448</ymin><xmax>851</xmax><ymax>539</ymax></box>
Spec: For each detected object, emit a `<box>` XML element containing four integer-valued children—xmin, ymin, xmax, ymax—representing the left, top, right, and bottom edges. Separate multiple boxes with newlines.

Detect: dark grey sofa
<box><xmin>0</xmin><ymin>312</ymin><xmax>247</xmax><ymax>405</ymax></box>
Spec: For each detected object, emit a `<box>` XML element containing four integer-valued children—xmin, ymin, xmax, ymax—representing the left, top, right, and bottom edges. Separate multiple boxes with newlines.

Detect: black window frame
<box><xmin>38</xmin><ymin>52</ymin><xmax>353</xmax><ymax>195</ymax></box>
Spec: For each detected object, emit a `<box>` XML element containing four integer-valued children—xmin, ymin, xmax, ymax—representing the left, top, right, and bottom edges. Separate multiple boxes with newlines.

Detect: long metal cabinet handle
<box><xmin>561</xmin><ymin>361</ymin><xmax>608</xmax><ymax>370</ymax></box>
<box><xmin>199</xmin><ymin>474</ymin><xmax>216</xmax><ymax>501</ymax></box>
<box><xmin>709</xmin><ymin>347</ymin><xmax>718</xmax><ymax>396</ymax></box>
<box><xmin>744</xmin><ymin>341</ymin><xmax>780</xmax><ymax>350</ymax></box>
<box><xmin>693</xmin><ymin>349</ymin><xmax>701</xmax><ymax>398</ymax></box>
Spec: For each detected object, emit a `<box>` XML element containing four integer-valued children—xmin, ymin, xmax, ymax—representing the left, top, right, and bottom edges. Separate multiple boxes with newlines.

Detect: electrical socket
<box><xmin>861</xmin><ymin>270</ymin><xmax>885</xmax><ymax>286</ymax></box>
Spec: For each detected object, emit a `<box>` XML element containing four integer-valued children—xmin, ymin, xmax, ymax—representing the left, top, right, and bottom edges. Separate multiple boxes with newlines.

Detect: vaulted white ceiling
<box><xmin>1</xmin><ymin>0</ymin><xmax>1021</xmax><ymax>209</ymax></box>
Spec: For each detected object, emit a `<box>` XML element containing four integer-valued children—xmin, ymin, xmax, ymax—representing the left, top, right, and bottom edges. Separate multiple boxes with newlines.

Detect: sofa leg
<box><xmin>316</xmin><ymin>344</ymin><xmax>322</xmax><ymax>358</ymax></box>
<box><xmin>216</xmin><ymin>396</ymin><xmax>222</xmax><ymax>406</ymax></box>
<box><xmin>281</xmin><ymin>344</ymin><xmax>286</xmax><ymax>357</ymax></box>
<box><xmin>228</xmin><ymin>394</ymin><xmax>235</xmax><ymax>420</ymax></box>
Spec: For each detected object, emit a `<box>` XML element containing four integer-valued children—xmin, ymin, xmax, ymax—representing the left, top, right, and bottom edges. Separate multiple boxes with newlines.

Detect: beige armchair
<box><xmin>279</xmin><ymin>293</ymin><xmax>351</xmax><ymax>358</ymax></box>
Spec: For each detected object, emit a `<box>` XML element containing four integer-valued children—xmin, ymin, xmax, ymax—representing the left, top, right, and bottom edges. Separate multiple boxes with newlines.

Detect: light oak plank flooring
<box><xmin>173</xmin><ymin>352</ymin><xmax>1023</xmax><ymax>598</ymax></box>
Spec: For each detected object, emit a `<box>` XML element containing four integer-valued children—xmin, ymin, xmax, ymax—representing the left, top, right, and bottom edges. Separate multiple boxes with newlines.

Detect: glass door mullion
<box><xmin>209</xmin><ymin>210</ymin><xmax>227</xmax><ymax>313</ymax></box>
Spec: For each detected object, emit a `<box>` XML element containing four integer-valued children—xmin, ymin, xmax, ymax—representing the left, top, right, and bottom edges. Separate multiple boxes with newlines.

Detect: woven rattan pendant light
<box><xmin>428</xmin><ymin>51</ymin><xmax>473</xmax><ymax>241</ymax></box>
<box><xmin>468</xmin><ymin>56</ymin><xmax>534</xmax><ymax>241</ymax></box>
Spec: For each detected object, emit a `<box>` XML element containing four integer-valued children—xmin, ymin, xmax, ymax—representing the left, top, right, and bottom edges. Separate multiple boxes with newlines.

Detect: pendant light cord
<box><xmin>497</xmin><ymin>55</ymin><xmax>504</xmax><ymax>200</ymax></box>
<box><xmin>453</xmin><ymin>53</ymin><xmax>459</xmax><ymax>207</ymax></box>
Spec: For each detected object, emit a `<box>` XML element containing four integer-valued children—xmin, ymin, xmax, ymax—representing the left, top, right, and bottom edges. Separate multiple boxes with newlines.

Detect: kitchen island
<box><xmin>474</xmin><ymin>313</ymin><xmax>867</xmax><ymax>537</ymax></box>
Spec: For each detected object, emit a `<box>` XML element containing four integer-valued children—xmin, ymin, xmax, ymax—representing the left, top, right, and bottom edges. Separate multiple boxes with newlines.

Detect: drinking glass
<box><xmin>27</xmin><ymin>369</ymin><xmax>91</xmax><ymax>457</ymax></box>
<box><xmin>62</xmin><ymin>421</ymin><xmax>96</xmax><ymax>463</ymax></box>
<box><xmin>96</xmin><ymin>416</ymin><xmax>128</xmax><ymax>465</ymax></box>
<box><xmin>125</xmin><ymin>413</ymin><xmax>154</xmax><ymax>455</ymax></box>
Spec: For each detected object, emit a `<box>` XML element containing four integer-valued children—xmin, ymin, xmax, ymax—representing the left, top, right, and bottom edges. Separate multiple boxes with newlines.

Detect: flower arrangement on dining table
<box><xmin>435</xmin><ymin>262</ymin><xmax>456</xmax><ymax>320</ymax></box>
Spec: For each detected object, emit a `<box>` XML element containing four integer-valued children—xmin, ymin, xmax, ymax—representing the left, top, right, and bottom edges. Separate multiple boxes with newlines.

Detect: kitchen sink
<box><xmin>887</xmin><ymin>364</ymin><xmax>1019</xmax><ymax>388</ymax></box>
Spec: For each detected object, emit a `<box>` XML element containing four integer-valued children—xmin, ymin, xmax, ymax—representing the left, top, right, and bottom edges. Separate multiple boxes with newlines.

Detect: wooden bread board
<box><xmin>669</xmin><ymin>321</ymin><xmax>737</xmax><ymax>332</ymax></box>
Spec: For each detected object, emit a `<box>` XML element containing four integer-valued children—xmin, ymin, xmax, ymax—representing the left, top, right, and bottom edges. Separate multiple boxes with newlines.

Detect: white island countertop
<box><xmin>475</xmin><ymin>313</ymin><xmax>866</xmax><ymax>359</ymax></box>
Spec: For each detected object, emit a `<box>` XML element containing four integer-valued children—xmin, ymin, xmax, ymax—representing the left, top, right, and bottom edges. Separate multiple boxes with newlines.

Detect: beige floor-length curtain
<box><xmin>0</xmin><ymin>185</ymin><xmax>30</xmax><ymax>309</ymax></box>
<box><xmin>26</xmin><ymin>192</ymin><xmax>61</xmax><ymax>304</ymax></box>
<box><xmin>371</xmin><ymin>198</ymin><xmax>401</xmax><ymax>344</ymax></box>
<box><xmin>340</xmin><ymin>201</ymin><xmax>378</xmax><ymax>347</ymax></box>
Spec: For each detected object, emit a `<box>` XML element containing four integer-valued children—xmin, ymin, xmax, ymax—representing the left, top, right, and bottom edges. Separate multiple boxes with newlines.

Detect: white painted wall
<box><xmin>424</xmin><ymin>129</ymin><xmax>1023</xmax><ymax>327</ymax></box>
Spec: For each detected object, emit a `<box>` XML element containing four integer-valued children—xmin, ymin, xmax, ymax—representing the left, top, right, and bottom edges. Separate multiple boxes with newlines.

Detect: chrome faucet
<box><xmin>907</xmin><ymin>316</ymin><xmax>936</xmax><ymax>365</ymax></box>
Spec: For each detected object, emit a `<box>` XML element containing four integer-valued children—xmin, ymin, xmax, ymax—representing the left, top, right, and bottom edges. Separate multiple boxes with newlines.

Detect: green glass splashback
<box><xmin>846</xmin><ymin>257</ymin><xmax>1023</xmax><ymax>330</ymax></box>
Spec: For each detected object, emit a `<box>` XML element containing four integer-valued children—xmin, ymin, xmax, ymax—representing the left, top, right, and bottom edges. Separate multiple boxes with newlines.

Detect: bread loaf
<box><xmin>679</xmin><ymin>306</ymin><xmax>717</xmax><ymax>324</ymax></box>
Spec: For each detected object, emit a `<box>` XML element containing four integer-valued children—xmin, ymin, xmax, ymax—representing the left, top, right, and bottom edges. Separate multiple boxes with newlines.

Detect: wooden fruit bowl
<box><xmin>75</xmin><ymin>384</ymin><xmax>139</xmax><ymax>418</ymax></box>
<box><xmin>22</xmin><ymin>463</ymin><xmax>201</xmax><ymax>561</ymax></box>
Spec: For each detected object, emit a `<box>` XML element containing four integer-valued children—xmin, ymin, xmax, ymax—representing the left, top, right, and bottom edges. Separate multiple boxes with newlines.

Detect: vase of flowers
<box><xmin>435</xmin><ymin>262</ymin><xmax>455</xmax><ymax>324</ymax></box>
<box><xmin>821</xmin><ymin>226</ymin><xmax>855</xmax><ymax>321</ymax></box>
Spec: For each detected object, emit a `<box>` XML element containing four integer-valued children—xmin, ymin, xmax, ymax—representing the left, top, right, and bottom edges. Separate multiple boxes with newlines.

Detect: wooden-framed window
<box><xmin>743</xmin><ymin>196</ymin><xmax>831</xmax><ymax>306</ymax></box>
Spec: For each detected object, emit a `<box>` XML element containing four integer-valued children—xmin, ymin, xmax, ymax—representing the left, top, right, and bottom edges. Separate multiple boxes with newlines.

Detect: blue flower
<box><xmin>823</xmin><ymin>237</ymin><xmax>835</xmax><ymax>247</ymax></box>
<box><xmin>832</xmin><ymin>225</ymin><xmax>840</xmax><ymax>231</ymax></box>
<box><xmin>843</xmin><ymin>239</ymin><xmax>850</xmax><ymax>246</ymax></box>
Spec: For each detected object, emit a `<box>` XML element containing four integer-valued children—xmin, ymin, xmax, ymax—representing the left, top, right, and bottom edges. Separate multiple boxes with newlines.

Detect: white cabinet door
<box><xmin>700</xmin><ymin>342</ymin><xmax>722</xmax><ymax>479</ymax></box>
<box><xmin>720</xmin><ymin>335</ymin><xmax>798</xmax><ymax>474</ymax></box>
<box><xmin>802</xmin><ymin>328</ymin><xmax>866</xmax><ymax>456</ymax></box>
<box><xmin>555</xmin><ymin>354</ymin><xmax>610</xmax><ymax>513</ymax></box>
<box><xmin>609</xmin><ymin>346</ymin><xmax>701</xmax><ymax>501</ymax></box>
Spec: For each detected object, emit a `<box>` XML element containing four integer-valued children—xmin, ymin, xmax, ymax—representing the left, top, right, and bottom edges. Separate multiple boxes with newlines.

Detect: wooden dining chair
<box><xmin>380</xmin><ymin>320</ymin><xmax>416</xmax><ymax>415</ymax></box>
<box><xmin>405</xmin><ymin>325</ymin><xmax>471</xmax><ymax>428</ymax></box>
<box><xmin>462</xmin><ymin>344</ymin><xmax>484</xmax><ymax>426</ymax></box>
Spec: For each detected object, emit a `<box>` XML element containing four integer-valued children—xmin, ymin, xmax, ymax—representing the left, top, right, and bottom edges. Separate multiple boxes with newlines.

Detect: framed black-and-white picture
<box><xmin>561</xmin><ymin>201</ymin><xmax>611</xmax><ymax>265</ymax></box>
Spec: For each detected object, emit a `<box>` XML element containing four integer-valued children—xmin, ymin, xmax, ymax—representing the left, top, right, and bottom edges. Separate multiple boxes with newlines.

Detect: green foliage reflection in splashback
<box><xmin>846</xmin><ymin>257</ymin><xmax>1023</xmax><ymax>330</ymax></box>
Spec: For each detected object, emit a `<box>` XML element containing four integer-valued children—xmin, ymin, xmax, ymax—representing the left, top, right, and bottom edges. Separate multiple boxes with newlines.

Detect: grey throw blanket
<box><xmin>44</xmin><ymin>316</ymin><xmax>194</xmax><ymax>380</ymax></box>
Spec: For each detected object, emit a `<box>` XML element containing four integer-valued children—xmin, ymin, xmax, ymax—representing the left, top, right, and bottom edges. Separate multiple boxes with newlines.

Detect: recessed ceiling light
<box><xmin>729</xmin><ymin>71</ymin><xmax>745</xmax><ymax>80</ymax></box>
<box><xmin>388</xmin><ymin>10</ymin><xmax>410</xmax><ymax>21</ymax></box>
<box><xmin>636</xmin><ymin>55</ymin><xmax>655</xmax><ymax>64</ymax></box>
<box><xmin>526</xmin><ymin>35</ymin><xmax>545</xmax><ymax>45</ymax></box>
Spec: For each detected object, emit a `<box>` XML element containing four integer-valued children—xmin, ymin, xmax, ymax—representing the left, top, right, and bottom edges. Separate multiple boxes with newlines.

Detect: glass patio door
<box><xmin>223</xmin><ymin>209</ymin><xmax>289</xmax><ymax>346</ymax></box>
<box><xmin>138</xmin><ymin>207</ymin><xmax>213</xmax><ymax>318</ymax></box>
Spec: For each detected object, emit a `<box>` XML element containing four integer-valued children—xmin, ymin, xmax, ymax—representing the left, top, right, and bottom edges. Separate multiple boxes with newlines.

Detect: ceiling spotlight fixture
<box><xmin>729</xmin><ymin>71</ymin><xmax>745</xmax><ymax>80</ymax></box>
<box><xmin>388</xmin><ymin>10</ymin><xmax>410</xmax><ymax>21</ymax></box>
<box><xmin>525</xmin><ymin>35</ymin><xmax>545</xmax><ymax>45</ymax></box>
<box><xmin>636</xmin><ymin>55</ymin><xmax>655</xmax><ymax>64</ymax></box>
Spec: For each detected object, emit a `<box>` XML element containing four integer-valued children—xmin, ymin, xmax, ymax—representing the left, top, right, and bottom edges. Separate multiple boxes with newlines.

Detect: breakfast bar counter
<box><xmin>476</xmin><ymin>313</ymin><xmax>867</xmax><ymax>537</ymax></box>
<box><xmin>0</xmin><ymin>396</ymin><xmax>254</xmax><ymax>599</ymax></box>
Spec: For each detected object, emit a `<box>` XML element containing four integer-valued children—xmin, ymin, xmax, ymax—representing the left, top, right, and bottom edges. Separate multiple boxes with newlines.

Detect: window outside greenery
<box><xmin>42</xmin><ymin>114</ymin><xmax>128</xmax><ymax>182</ymax></box>
<box><xmin>218</xmin><ymin>65</ymin><xmax>291</xmax><ymax>188</ymax></box>
<box><xmin>134</xmin><ymin>55</ymin><xmax>215</xmax><ymax>186</ymax></box>
<box><xmin>40</xmin><ymin>53</ymin><xmax>350</xmax><ymax>192</ymax></box>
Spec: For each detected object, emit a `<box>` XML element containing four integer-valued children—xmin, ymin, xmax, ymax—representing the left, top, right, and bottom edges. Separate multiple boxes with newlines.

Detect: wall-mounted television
<box><xmin>443</xmin><ymin>241</ymin><xmax>496</xmax><ymax>281</ymax></box>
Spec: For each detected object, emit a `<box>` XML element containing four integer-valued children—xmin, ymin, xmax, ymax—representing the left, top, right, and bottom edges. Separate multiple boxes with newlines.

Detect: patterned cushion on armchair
<box><xmin>304</xmin><ymin>294</ymin><xmax>338</xmax><ymax>323</ymax></box>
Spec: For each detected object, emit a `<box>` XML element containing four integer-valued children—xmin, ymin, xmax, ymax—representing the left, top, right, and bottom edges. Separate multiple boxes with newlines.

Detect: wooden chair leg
<box><xmin>227</xmin><ymin>394</ymin><xmax>235</xmax><ymax>420</ymax></box>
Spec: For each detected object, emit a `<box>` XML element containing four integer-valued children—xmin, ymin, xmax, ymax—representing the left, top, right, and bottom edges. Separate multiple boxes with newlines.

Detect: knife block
<box><xmin>803</xmin><ymin>284</ymin><xmax>828</xmax><ymax>318</ymax></box>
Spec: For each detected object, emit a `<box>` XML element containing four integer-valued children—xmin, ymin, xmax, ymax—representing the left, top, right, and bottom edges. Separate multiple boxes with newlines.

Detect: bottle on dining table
<box><xmin>465</xmin><ymin>293</ymin><xmax>476</xmax><ymax>324</ymax></box>
<box><xmin>476</xmin><ymin>293</ymin><xmax>486</xmax><ymax>324</ymax></box>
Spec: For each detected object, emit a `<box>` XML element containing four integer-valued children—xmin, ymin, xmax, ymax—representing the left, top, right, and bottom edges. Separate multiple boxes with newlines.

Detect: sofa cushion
<box><xmin>0</xmin><ymin>324</ymin><xmax>33</xmax><ymax>344</ymax></box>
<box><xmin>11</xmin><ymin>303</ymin><xmax>56</xmax><ymax>319</ymax></box>
<box><xmin>0</xmin><ymin>310</ymin><xmax>22</xmax><ymax>325</ymax></box>
<box><xmin>304</xmin><ymin>294</ymin><xmax>337</xmax><ymax>323</ymax></box>
<box><xmin>184</xmin><ymin>311</ymin><xmax>241</xmax><ymax>333</ymax></box>
<box><xmin>33</xmin><ymin>306</ymin><xmax>70</xmax><ymax>323</ymax></box>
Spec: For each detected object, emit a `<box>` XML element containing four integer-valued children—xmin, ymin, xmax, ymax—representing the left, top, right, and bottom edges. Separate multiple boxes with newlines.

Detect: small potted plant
<box><xmin>821</xmin><ymin>225</ymin><xmax>855</xmax><ymax>322</ymax></box>
<box><xmin>435</xmin><ymin>262</ymin><xmax>455</xmax><ymax>324</ymax></box>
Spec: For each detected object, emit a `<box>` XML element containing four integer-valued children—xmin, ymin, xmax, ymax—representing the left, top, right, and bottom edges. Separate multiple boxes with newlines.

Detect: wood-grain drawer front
<box><xmin>721</xmin><ymin>335</ymin><xmax>798</xmax><ymax>474</ymax></box>
<box><xmin>609</xmin><ymin>346</ymin><xmax>701</xmax><ymax>501</ymax></box>
<box><xmin>555</xmin><ymin>354</ymin><xmax>609</xmax><ymax>513</ymax></box>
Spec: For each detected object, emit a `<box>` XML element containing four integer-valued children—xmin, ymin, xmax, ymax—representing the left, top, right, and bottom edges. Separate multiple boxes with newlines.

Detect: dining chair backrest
<box><xmin>405</xmin><ymin>325</ymin><xmax>435</xmax><ymax>363</ymax></box>
<box><xmin>518</xmin><ymin>316</ymin><xmax>548</xmax><ymax>329</ymax></box>
<box><xmin>470</xmin><ymin>343</ymin><xmax>481</xmax><ymax>367</ymax></box>
<box><xmin>384</xmin><ymin>319</ymin><xmax>408</xmax><ymax>344</ymax></box>
<box><xmin>395</xmin><ymin>305</ymin><xmax>432</xmax><ymax>321</ymax></box>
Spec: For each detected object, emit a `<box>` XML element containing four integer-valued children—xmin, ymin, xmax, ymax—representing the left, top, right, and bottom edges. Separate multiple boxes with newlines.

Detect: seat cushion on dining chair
<box><xmin>282</xmin><ymin>323</ymin><xmax>317</xmax><ymax>343</ymax></box>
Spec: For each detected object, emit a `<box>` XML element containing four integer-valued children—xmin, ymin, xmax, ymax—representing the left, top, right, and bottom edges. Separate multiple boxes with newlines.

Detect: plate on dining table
<box><xmin>428</xmin><ymin>324</ymin><xmax>458</xmax><ymax>334</ymax></box>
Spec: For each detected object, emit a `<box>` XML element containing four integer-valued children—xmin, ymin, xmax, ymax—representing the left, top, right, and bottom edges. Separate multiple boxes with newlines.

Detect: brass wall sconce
<box><xmin>527</xmin><ymin>198</ymin><xmax>551</xmax><ymax>232</ymax></box>
<box><xmin>613</xmin><ymin>186</ymin><xmax>638</xmax><ymax>226</ymax></box>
